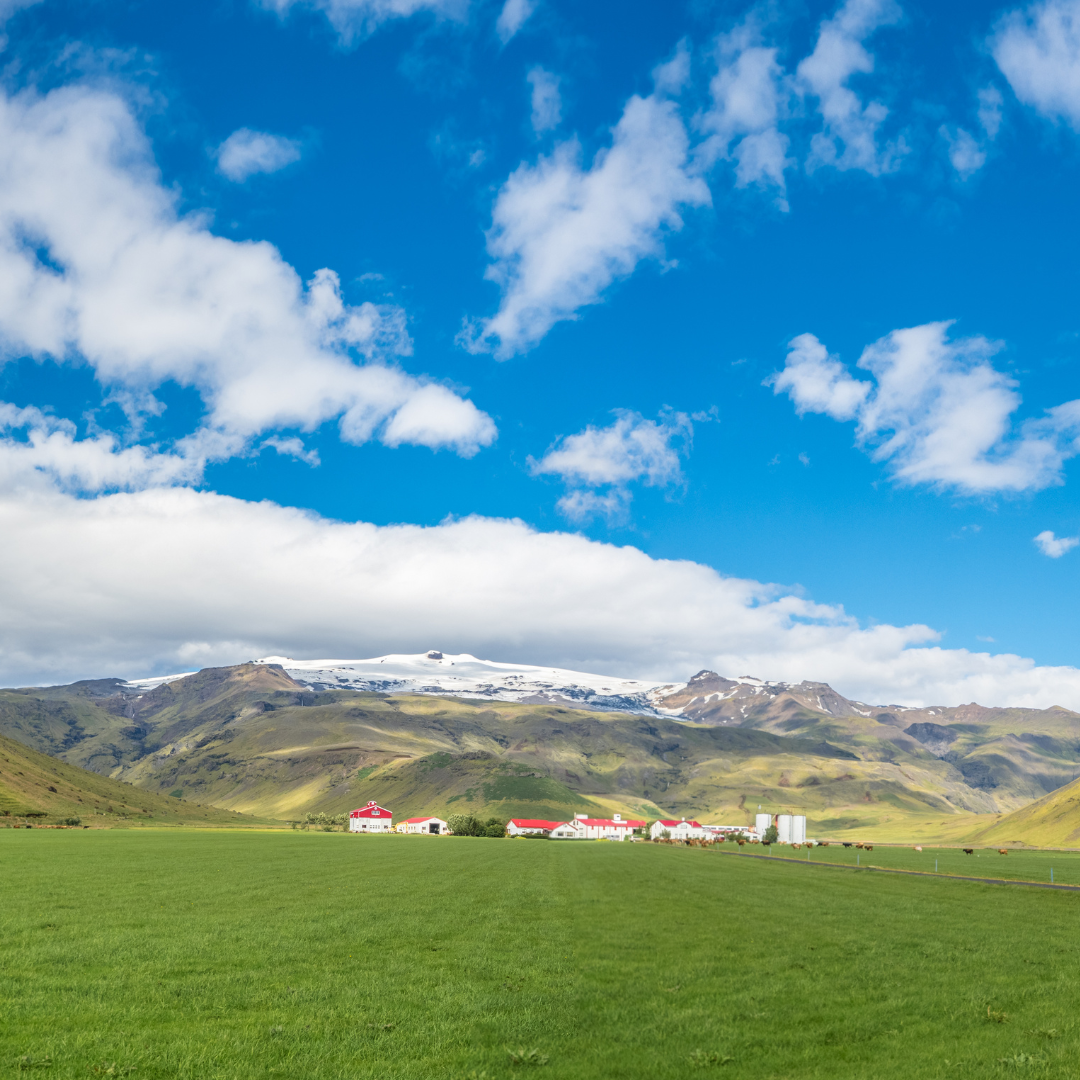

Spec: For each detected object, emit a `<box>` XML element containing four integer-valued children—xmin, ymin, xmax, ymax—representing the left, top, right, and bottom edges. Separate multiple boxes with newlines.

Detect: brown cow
<box><xmin>736</xmin><ymin>838</ymin><xmax>746</xmax><ymax>846</ymax></box>
<box><xmin>865</xmin><ymin>845</ymin><xmax>873</xmax><ymax>852</ymax></box>
<box><xmin>855</xmin><ymin>842</ymin><xmax>864</xmax><ymax>849</ymax></box>
<box><xmin>792</xmin><ymin>843</ymin><xmax>801</xmax><ymax>850</ymax></box>
<box><xmin>999</xmin><ymin>849</ymin><xmax>1009</xmax><ymax>855</ymax></box>
<box><xmin>819</xmin><ymin>841</ymin><xmax>829</xmax><ymax>847</ymax></box>
<box><xmin>963</xmin><ymin>848</ymin><xmax>974</xmax><ymax>854</ymax></box>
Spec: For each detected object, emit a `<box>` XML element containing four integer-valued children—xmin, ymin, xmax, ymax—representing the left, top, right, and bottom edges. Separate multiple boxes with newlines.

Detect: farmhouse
<box><xmin>651</xmin><ymin>818</ymin><xmax>707</xmax><ymax>841</ymax></box>
<box><xmin>549</xmin><ymin>814</ymin><xmax>646</xmax><ymax>840</ymax></box>
<box><xmin>396</xmin><ymin>816</ymin><xmax>450</xmax><ymax>835</ymax></box>
<box><xmin>349</xmin><ymin>801</ymin><xmax>393</xmax><ymax>832</ymax></box>
<box><xmin>507</xmin><ymin>819</ymin><xmax>563</xmax><ymax>836</ymax></box>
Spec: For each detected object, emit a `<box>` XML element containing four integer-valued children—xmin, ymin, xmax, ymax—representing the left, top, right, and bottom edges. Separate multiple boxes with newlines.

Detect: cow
<box><xmin>855</xmin><ymin>842</ymin><xmax>864</xmax><ymax>849</ymax></box>
<box><xmin>914</xmin><ymin>846</ymin><xmax>922</xmax><ymax>852</ymax></box>
<box><xmin>792</xmin><ymin>843</ymin><xmax>801</xmax><ymax>850</ymax></box>
<box><xmin>963</xmin><ymin>848</ymin><xmax>973</xmax><ymax>855</ymax></box>
<box><xmin>819</xmin><ymin>841</ymin><xmax>829</xmax><ymax>847</ymax></box>
<box><xmin>736</xmin><ymin>837</ymin><xmax>746</xmax><ymax>847</ymax></box>
<box><xmin>842</xmin><ymin>842</ymin><xmax>852</xmax><ymax>848</ymax></box>
<box><xmin>999</xmin><ymin>849</ymin><xmax>1009</xmax><ymax>855</ymax></box>
<box><xmin>865</xmin><ymin>845</ymin><xmax>873</xmax><ymax>852</ymax></box>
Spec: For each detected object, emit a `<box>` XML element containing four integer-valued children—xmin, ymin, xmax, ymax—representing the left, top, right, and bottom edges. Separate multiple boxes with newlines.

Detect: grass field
<box><xmin>735</xmin><ymin>841</ymin><xmax>1080</xmax><ymax>886</ymax></box>
<box><xmin>4</xmin><ymin>833</ymin><xmax>1080</xmax><ymax>1080</ymax></box>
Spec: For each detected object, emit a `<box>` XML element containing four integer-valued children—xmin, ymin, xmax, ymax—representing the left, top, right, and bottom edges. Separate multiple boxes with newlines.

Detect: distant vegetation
<box><xmin>5</xmin><ymin>830</ymin><xmax>1080</xmax><ymax>1079</ymax></box>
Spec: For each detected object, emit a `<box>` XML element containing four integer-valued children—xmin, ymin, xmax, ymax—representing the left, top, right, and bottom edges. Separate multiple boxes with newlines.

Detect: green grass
<box><xmin>743</xmin><ymin>841</ymin><xmax>1080</xmax><ymax>885</ymax></box>
<box><xmin>4</xmin><ymin>833</ymin><xmax>1080</xmax><ymax>1080</ymax></box>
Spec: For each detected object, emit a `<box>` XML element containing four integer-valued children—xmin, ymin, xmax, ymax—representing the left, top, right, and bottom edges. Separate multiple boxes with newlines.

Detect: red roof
<box><xmin>658</xmin><ymin>819</ymin><xmax>702</xmax><ymax>828</ymax></box>
<box><xmin>350</xmin><ymin>801</ymin><xmax>392</xmax><ymax>818</ymax></box>
<box><xmin>575</xmin><ymin>818</ymin><xmax>644</xmax><ymax>827</ymax></box>
<box><xmin>509</xmin><ymin>819</ymin><xmax>563</xmax><ymax>829</ymax></box>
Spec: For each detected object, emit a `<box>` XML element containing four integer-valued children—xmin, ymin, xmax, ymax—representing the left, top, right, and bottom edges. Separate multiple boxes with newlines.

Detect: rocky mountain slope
<box><xmin>2</xmin><ymin>658</ymin><xmax>1079</xmax><ymax>833</ymax></box>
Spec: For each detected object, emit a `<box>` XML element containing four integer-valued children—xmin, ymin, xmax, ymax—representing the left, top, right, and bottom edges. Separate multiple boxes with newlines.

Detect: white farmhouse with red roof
<box><xmin>507</xmin><ymin>818</ymin><xmax>563</xmax><ymax>836</ymax></box>
<box><xmin>395</xmin><ymin>816</ymin><xmax>450</xmax><ymax>835</ymax></box>
<box><xmin>349</xmin><ymin>801</ymin><xmax>393</xmax><ymax>833</ymax></box>
<box><xmin>651</xmin><ymin>818</ymin><xmax>706</xmax><ymax>840</ymax></box>
<box><xmin>548</xmin><ymin>813</ymin><xmax>645</xmax><ymax>840</ymax></box>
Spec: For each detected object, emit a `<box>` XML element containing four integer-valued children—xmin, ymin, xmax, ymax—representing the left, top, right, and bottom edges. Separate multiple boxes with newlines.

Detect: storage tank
<box><xmin>777</xmin><ymin>814</ymin><xmax>793</xmax><ymax>843</ymax></box>
<box><xmin>792</xmin><ymin>815</ymin><xmax>807</xmax><ymax>844</ymax></box>
<box><xmin>755</xmin><ymin>813</ymin><xmax>772</xmax><ymax>836</ymax></box>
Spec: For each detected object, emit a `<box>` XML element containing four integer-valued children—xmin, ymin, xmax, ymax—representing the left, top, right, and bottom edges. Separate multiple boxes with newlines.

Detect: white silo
<box><xmin>777</xmin><ymin>814</ymin><xmax>793</xmax><ymax>843</ymax></box>
<box><xmin>792</xmin><ymin>815</ymin><xmax>807</xmax><ymax>844</ymax></box>
<box><xmin>755</xmin><ymin>813</ymin><xmax>772</xmax><ymax>836</ymax></box>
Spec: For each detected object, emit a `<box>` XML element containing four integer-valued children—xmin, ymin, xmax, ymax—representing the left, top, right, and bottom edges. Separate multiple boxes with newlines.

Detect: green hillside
<box><xmin>0</xmin><ymin>731</ymin><xmax>271</xmax><ymax>827</ymax></box>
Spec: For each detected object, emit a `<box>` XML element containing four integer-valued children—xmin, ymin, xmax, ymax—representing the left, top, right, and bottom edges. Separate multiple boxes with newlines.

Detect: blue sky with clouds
<box><xmin>0</xmin><ymin>0</ymin><xmax>1079</xmax><ymax>705</ymax></box>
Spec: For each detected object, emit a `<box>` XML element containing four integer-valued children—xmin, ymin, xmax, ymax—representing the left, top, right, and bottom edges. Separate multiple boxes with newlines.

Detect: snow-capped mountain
<box><xmin>254</xmin><ymin>651</ymin><xmax>680</xmax><ymax>714</ymax></box>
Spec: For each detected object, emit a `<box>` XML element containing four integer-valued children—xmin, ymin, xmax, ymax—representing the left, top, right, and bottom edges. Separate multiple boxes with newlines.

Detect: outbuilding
<box><xmin>549</xmin><ymin>814</ymin><xmax>646</xmax><ymax>840</ymax></box>
<box><xmin>349</xmin><ymin>801</ymin><xmax>393</xmax><ymax>833</ymax></box>
<box><xmin>651</xmin><ymin>818</ymin><xmax>707</xmax><ymax>841</ymax></box>
<box><xmin>396</xmin><ymin>816</ymin><xmax>450</xmax><ymax>835</ymax></box>
<box><xmin>507</xmin><ymin>819</ymin><xmax>563</xmax><ymax>836</ymax></box>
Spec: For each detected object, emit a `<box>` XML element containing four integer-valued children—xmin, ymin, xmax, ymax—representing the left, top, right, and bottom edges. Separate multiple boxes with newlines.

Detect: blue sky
<box><xmin>0</xmin><ymin>0</ymin><xmax>1079</xmax><ymax>705</ymax></box>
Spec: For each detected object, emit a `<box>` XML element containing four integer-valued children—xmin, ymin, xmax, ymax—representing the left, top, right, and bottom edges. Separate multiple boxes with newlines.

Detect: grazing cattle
<box><xmin>842</xmin><ymin>842</ymin><xmax>852</xmax><ymax>848</ymax></box>
<box><xmin>855</xmin><ymin>842</ymin><xmax>864</xmax><ymax>849</ymax></box>
<box><xmin>736</xmin><ymin>838</ymin><xmax>746</xmax><ymax>846</ymax></box>
<box><xmin>999</xmin><ymin>849</ymin><xmax>1009</xmax><ymax>855</ymax></box>
<box><xmin>819</xmin><ymin>841</ymin><xmax>829</xmax><ymax>847</ymax></box>
<box><xmin>914</xmin><ymin>846</ymin><xmax>922</xmax><ymax>852</ymax></box>
<box><xmin>792</xmin><ymin>843</ymin><xmax>801</xmax><ymax>850</ymax></box>
<box><xmin>963</xmin><ymin>848</ymin><xmax>973</xmax><ymax>855</ymax></box>
<box><xmin>865</xmin><ymin>845</ymin><xmax>873</xmax><ymax>852</ymax></box>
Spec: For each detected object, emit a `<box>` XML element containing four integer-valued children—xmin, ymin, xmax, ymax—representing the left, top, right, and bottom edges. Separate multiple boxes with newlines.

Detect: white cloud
<box><xmin>465</xmin><ymin>79</ymin><xmax>710</xmax><ymax>357</ymax></box>
<box><xmin>256</xmin><ymin>0</ymin><xmax>468</xmax><ymax>45</ymax></box>
<box><xmin>978</xmin><ymin>85</ymin><xmax>1004</xmax><ymax>139</ymax></box>
<box><xmin>992</xmin><ymin>0</ymin><xmax>1080</xmax><ymax>128</ymax></box>
<box><xmin>697</xmin><ymin>18</ymin><xmax>793</xmax><ymax>205</ymax></box>
<box><xmin>797</xmin><ymin>0</ymin><xmax>904</xmax><ymax>174</ymax></box>
<box><xmin>496</xmin><ymin>0</ymin><xmax>534</xmax><ymax>44</ymax></box>
<box><xmin>0</xmin><ymin>82</ymin><xmax>495</xmax><ymax>476</ymax></box>
<box><xmin>216</xmin><ymin>128</ymin><xmax>302</xmax><ymax>182</ymax></box>
<box><xmin>772</xmin><ymin>322</ymin><xmax>1080</xmax><ymax>493</ymax></box>
<box><xmin>940</xmin><ymin>124</ymin><xmax>986</xmax><ymax>179</ymax></box>
<box><xmin>527</xmin><ymin>67</ymin><xmax>561</xmax><ymax>134</ymax></box>
<box><xmin>530</xmin><ymin>409</ymin><xmax>691</xmax><ymax>523</ymax></box>
<box><xmin>4</xmin><ymin>481</ymin><xmax>1080</xmax><ymax>710</ymax></box>
<box><xmin>1034</xmin><ymin>529</ymin><xmax>1080</xmax><ymax>557</ymax></box>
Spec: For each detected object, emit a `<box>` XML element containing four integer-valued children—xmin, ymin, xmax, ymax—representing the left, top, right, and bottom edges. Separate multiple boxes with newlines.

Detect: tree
<box><xmin>483</xmin><ymin>818</ymin><xmax>507</xmax><ymax>838</ymax></box>
<box><xmin>447</xmin><ymin>814</ymin><xmax>483</xmax><ymax>836</ymax></box>
<box><xmin>763</xmin><ymin>824</ymin><xmax>778</xmax><ymax>845</ymax></box>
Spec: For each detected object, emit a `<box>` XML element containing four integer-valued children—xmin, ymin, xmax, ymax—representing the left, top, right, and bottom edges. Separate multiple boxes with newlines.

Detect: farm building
<box><xmin>507</xmin><ymin>819</ymin><xmax>563</xmax><ymax>836</ymax></box>
<box><xmin>777</xmin><ymin>814</ymin><xmax>807</xmax><ymax>844</ymax></box>
<box><xmin>349</xmin><ymin>802</ymin><xmax>393</xmax><ymax>833</ymax></box>
<box><xmin>702</xmin><ymin>824</ymin><xmax>758</xmax><ymax>840</ymax></box>
<box><xmin>548</xmin><ymin>814</ymin><xmax>645</xmax><ymax>840</ymax></box>
<box><xmin>650</xmin><ymin>818</ymin><xmax>707</xmax><ymax>841</ymax></box>
<box><xmin>396</xmin><ymin>816</ymin><xmax>450</xmax><ymax>835</ymax></box>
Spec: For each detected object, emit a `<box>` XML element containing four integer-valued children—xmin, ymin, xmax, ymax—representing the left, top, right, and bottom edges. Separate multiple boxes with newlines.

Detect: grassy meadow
<box><xmin>4</xmin><ymin>832</ymin><xmax>1080</xmax><ymax>1080</ymax></box>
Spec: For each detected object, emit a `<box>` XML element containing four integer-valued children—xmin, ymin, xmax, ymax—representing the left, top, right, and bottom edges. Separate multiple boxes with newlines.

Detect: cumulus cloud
<box><xmin>697</xmin><ymin>17</ymin><xmax>793</xmax><ymax>205</ymax></box>
<box><xmin>771</xmin><ymin>322</ymin><xmax>1080</xmax><ymax>493</ymax></box>
<box><xmin>530</xmin><ymin>409</ymin><xmax>692</xmax><ymax>522</ymax></box>
<box><xmin>0</xmin><ymin>82</ymin><xmax>495</xmax><ymax>476</ymax></box>
<box><xmin>256</xmin><ymin>0</ymin><xmax>468</xmax><ymax>44</ymax></box>
<box><xmin>216</xmin><ymin>128</ymin><xmax>302</xmax><ymax>182</ymax></box>
<box><xmin>527</xmin><ymin>67</ymin><xmax>561</xmax><ymax>134</ymax></box>
<box><xmin>465</xmin><ymin>75</ymin><xmax>710</xmax><ymax>357</ymax></box>
<box><xmin>993</xmin><ymin>0</ymin><xmax>1080</xmax><ymax>128</ymax></box>
<box><xmin>1034</xmin><ymin>529</ymin><xmax>1079</xmax><ymax>557</ymax></box>
<box><xmin>940</xmin><ymin>125</ymin><xmax>986</xmax><ymax>179</ymax></box>
<box><xmin>3</xmin><ymin>481</ymin><xmax>1080</xmax><ymax>709</ymax></box>
<box><xmin>978</xmin><ymin>85</ymin><xmax>1004</xmax><ymax>138</ymax></box>
<box><xmin>496</xmin><ymin>0</ymin><xmax>534</xmax><ymax>43</ymax></box>
<box><xmin>797</xmin><ymin>0</ymin><xmax>904</xmax><ymax>174</ymax></box>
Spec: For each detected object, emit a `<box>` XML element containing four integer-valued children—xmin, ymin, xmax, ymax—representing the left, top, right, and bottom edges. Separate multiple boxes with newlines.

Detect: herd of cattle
<box><xmin>654</xmin><ymin>835</ymin><xmax>1013</xmax><ymax>855</ymax></box>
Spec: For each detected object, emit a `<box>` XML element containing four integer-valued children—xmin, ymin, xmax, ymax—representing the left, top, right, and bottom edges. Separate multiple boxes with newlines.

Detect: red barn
<box><xmin>349</xmin><ymin>801</ymin><xmax>393</xmax><ymax>833</ymax></box>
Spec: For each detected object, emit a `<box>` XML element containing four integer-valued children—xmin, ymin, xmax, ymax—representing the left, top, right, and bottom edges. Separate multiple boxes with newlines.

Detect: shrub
<box><xmin>61</xmin><ymin>817</ymin><xmax>81</xmax><ymax>827</ymax></box>
<box><xmin>484</xmin><ymin>818</ymin><xmax>507</xmax><ymax>838</ymax></box>
<box><xmin>447</xmin><ymin>814</ymin><xmax>483</xmax><ymax>836</ymax></box>
<box><xmin>763</xmin><ymin>825</ymin><xmax>778</xmax><ymax>845</ymax></box>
